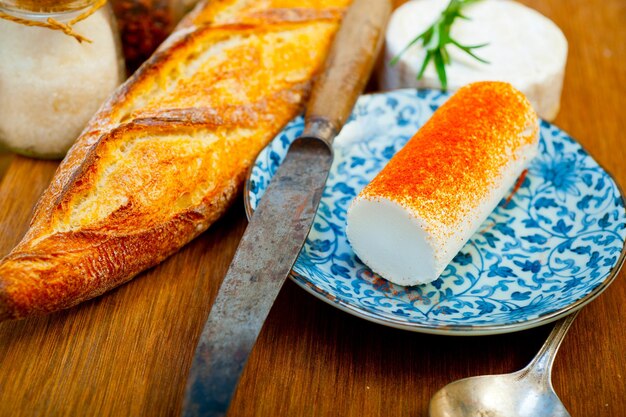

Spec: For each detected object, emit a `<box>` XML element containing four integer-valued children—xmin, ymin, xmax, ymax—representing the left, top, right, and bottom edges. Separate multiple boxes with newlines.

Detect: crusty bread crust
<box><xmin>0</xmin><ymin>0</ymin><xmax>350</xmax><ymax>321</ymax></box>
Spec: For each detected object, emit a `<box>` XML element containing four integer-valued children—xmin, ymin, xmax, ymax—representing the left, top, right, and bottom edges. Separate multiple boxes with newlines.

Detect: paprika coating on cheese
<box><xmin>347</xmin><ymin>82</ymin><xmax>539</xmax><ymax>286</ymax></box>
<box><xmin>362</xmin><ymin>82</ymin><xmax>537</xmax><ymax>243</ymax></box>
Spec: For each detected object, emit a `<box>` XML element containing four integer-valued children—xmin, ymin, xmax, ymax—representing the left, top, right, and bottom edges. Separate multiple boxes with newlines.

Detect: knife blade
<box><xmin>182</xmin><ymin>1</ymin><xmax>391</xmax><ymax>416</ymax></box>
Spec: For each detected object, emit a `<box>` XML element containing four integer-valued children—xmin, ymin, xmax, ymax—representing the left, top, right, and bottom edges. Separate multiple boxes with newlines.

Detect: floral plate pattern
<box><xmin>245</xmin><ymin>89</ymin><xmax>626</xmax><ymax>335</ymax></box>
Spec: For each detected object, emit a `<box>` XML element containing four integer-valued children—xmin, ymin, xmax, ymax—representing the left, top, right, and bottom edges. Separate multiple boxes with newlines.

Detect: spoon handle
<box><xmin>521</xmin><ymin>311</ymin><xmax>580</xmax><ymax>385</ymax></box>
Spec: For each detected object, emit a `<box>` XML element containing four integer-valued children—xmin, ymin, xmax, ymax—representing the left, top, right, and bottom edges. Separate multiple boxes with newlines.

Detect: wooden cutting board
<box><xmin>1</xmin><ymin>1</ymin><xmax>625</xmax><ymax>416</ymax></box>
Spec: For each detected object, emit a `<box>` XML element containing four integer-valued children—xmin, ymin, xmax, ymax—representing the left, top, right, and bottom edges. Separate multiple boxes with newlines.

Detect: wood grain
<box><xmin>0</xmin><ymin>0</ymin><xmax>625</xmax><ymax>416</ymax></box>
<box><xmin>304</xmin><ymin>0</ymin><xmax>391</xmax><ymax>137</ymax></box>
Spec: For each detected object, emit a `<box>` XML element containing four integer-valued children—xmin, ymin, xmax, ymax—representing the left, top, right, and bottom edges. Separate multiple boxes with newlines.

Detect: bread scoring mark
<box><xmin>192</xmin><ymin>0</ymin><xmax>252</xmax><ymax>25</ymax></box>
<box><xmin>113</xmin><ymin>21</ymin><xmax>334</xmax><ymax>125</ymax></box>
<box><xmin>244</xmin><ymin>7</ymin><xmax>346</xmax><ymax>24</ymax></box>
<box><xmin>193</xmin><ymin>0</ymin><xmax>350</xmax><ymax>27</ymax></box>
<box><xmin>112</xmin><ymin>30</ymin><xmax>245</xmax><ymax>124</ymax></box>
<box><xmin>50</xmin><ymin>125</ymin><xmax>257</xmax><ymax>235</ymax></box>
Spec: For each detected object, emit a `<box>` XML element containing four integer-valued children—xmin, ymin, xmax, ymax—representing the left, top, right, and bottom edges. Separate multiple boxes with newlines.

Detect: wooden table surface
<box><xmin>1</xmin><ymin>0</ymin><xmax>625</xmax><ymax>416</ymax></box>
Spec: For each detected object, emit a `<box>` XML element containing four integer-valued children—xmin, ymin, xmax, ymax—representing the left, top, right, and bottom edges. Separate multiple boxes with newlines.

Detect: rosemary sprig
<box><xmin>390</xmin><ymin>0</ymin><xmax>489</xmax><ymax>90</ymax></box>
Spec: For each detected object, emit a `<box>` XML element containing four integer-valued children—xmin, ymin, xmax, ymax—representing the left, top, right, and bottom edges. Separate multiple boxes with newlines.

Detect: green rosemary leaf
<box><xmin>390</xmin><ymin>0</ymin><xmax>489</xmax><ymax>90</ymax></box>
<box><xmin>389</xmin><ymin>31</ymin><xmax>425</xmax><ymax>66</ymax></box>
<box><xmin>417</xmin><ymin>52</ymin><xmax>433</xmax><ymax>80</ymax></box>
<box><xmin>441</xmin><ymin>45</ymin><xmax>451</xmax><ymax>66</ymax></box>
<box><xmin>464</xmin><ymin>42</ymin><xmax>490</xmax><ymax>50</ymax></box>
<box><xmin>427</xmin><ymin>25</ymin><xmax>441</xmax><ymax>51</ymax></box>
<box><xmin>450</xmin><ymin>39</ymin><xmax>490</xmax><ymax>64</ymax></box>
<box><xmin>433</xmin><ymin>52</ymin><xmax>448</xmax><ymax>90</ymax></box>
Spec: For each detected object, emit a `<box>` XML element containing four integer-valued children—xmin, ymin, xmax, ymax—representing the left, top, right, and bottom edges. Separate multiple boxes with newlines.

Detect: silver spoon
<box><xmin>429</xmin><ymin>311</ymin><xmax>579</xmax><ymax>417</ymax></box>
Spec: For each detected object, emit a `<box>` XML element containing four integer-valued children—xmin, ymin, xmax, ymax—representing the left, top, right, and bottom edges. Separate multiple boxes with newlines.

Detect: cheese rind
<box><xmin>380</xmin><ymin>0</ymin><xmax>567</xmax><ymax>121</ymax></box>
<box><xmin>346</xmin><ymin>82</ymin><xmax>539</xmax><ymax>286</ymax></box>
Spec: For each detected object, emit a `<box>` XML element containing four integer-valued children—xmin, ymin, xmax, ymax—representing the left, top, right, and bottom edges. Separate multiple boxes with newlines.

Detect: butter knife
<box><xmin>182</xmin><ymin>1</ymin><xmax>391</xmax><ymax>415</ymax></box>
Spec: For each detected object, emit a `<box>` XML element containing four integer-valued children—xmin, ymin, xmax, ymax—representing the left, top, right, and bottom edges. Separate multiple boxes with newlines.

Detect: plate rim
<box><xmin>243</xmin><ymin>88</ymin><xmax>626</xmax><ymax>336</ymax></box>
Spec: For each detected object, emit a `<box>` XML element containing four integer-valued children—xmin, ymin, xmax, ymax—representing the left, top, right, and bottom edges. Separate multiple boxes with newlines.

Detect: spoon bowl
<box><xmin>429</xmin><ymin>371</ymin><xmax>570</xmax><ymax>417</ymax></box>
<box><xmin>429</xmin><ymin>312</ymin><xmax>578</xmax><ymax>417</ymax></box>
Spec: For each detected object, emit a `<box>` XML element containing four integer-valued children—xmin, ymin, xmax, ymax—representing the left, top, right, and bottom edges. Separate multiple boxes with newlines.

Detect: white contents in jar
<box><xmin>0</xmin><ymin>10</ymin><xmax>123</xmax><ymax>158</ymax></box>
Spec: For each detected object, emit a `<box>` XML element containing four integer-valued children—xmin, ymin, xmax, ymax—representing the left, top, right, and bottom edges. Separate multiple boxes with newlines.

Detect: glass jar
<box><xmin>0</xmin><ymin>0</ymin><xmax>125</xmax><ymax>159</ymax></box>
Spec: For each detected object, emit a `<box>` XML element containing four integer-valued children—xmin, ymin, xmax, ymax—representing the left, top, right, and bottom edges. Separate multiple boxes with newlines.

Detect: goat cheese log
<box><xmin>0</xmin><ymin>0</ymin><xmax>351</xmax><ymax>321</ymax></box>
<box><xmin>346</xmin><ymin>82</ymin><xmax>539</xmax><ymax>286</ymax></box>
<box><xmin>380</xmin><ymin>0</ymin><xmax>567</xmax><ymax>121</ymax></box>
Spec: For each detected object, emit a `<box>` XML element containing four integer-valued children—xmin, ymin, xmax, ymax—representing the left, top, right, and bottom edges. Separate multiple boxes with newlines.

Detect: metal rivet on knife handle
<box><xmin>181</xmin><ymin>1</ymin><xmax>392</xmax><ymax>416</ymax></box>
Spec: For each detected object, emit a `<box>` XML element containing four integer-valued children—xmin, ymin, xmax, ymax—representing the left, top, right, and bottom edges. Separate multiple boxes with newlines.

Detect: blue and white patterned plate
<box><xmin>244</xmin><ymin>89</ymin><xmax>626</xmax><ymax>335</ymax></box>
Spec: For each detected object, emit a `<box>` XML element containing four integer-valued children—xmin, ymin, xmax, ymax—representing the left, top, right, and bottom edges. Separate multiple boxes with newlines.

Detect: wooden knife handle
<box><xmin>302</xmin><ymin>0</ymin><xmax>392</xmax><ymax>143</ymax></box>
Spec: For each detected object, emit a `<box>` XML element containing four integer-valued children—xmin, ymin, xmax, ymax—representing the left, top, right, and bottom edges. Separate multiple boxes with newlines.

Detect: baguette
<box><xmin>0</xmin><ymin>0</ymin><xmax>351</xmax><ymax>321</ymax></box>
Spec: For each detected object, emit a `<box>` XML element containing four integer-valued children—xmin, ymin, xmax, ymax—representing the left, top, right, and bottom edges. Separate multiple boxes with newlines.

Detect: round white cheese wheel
<box><xmin>380</xmin><ymin>0</ymin><xmax>567</xmax><ymax>121</ymax></box>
